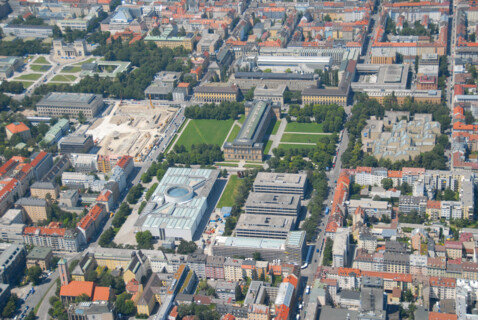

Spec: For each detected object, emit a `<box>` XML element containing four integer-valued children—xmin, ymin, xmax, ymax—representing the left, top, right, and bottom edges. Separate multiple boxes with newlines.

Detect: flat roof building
<box><xmin>36</xmin><ymin>92</ymin><xmax>103</xmax><ymax>119</ymax></box>
<box><xmin>136</xmin><ymin>167</ymin><xmax>219</xmax><ymax>241</ymax></box>
<box><xmin>0</xmin><ymin>243</ymin><xmax>26</xmax><ymax>285</ymax></box>
<box><xmin>3</xmin><ymin>24</ymin><xmax>53</xmax><ymax>38</ymax></box>
<box><xmin>59</xmin><ymin>135</ymin><xmax>94</xmax><ymax>154</ymax></box>
<box><xmin>26</xmin><ymin>247</ymin><xmax>53</xmax><ymax>271</ymax></box>
<box><xmin>244</xmin><ymin>192</ymin><xmax>300</xmax><ymax>217</ymax></box>
<box><xmin>254</xmin><ymin>84</ymin><xmax>286</xmax><ymax>106</ymax></box>
<box><xmin>194</xmin><ymin>84</ymin><xmax>239</xmax><ymax>103</ymax></box>
<box><xmin>253</xmin><ymin>172</ymin><xmax>307</xmax><ymax>199</ymax></box>
<box><xmin>212</xmin><ymin>231</ymin><xmax>306</xmax><ymax>265</ymax></box>
<box><xmin>229</xmin><ymin>72</ymin><xmax>319</xmax><ymax>91</ymax></box>
<box><xmin>235</xmin><ymin>214</ymin><xmax>294</xmax><ymax>239</ymax></box>
<box><xmin>223</xmin><ymin>100</ymin><xmax>278</xmax><ymax>161</ymax></box>
<box><xmin>352</xmin><ymin>64</ymin><xmax>409</xmax><ymax>92</ymax></box>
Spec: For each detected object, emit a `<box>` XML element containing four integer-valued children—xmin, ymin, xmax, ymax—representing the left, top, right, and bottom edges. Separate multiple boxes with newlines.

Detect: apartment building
<box><xmin>15</xmin><ymin>197</ymin><xmax>49</xmax><ymax>223</ymax></box>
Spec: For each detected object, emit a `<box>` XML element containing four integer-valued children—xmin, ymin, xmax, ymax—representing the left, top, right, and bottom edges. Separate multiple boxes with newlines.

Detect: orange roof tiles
<box><xmin>116</xmin><ymin>155</ymin><xmax>132</xmax><ymax>169</ymax></box>
<box><xmin>0</xmin><ymin>178</ymin><xmax>19</xmax><ymax>201</ymax></box>
<box><xmin>338</xmin><ymin>267</ymin><xmax>362</xmax><ymax>277</ymax></box>
<box><xmin>274</xmin><ymin>304</ymin><xmax>289</xmax><ymax>320</ymax></box>
<box><xmin>96</xmin><ymin>190</ymin><xmax>112</xmax><ymax>202</ymax></box>
<box><xmin>283</xmin><ymin>274</ymin><xmax>298</xmax><ymax>288</ymax></box>
<box><xmin>60</xmin><ymin>281</ymin><xmax>95</xmax><ymax>298</ymax></box>
<box><xmin>356</xmin><ymin>166</ymin><xmax>372</xmax><ymax>173</ymax></box>
<box><xmin>6</xmin><ymin>122</ymin><xmax>30</xmax><ymax>134</ymax></box>
<box><xmin>429</xmin><ymin>277</ymin><xmax>456</xmax><ymax>288</ymax></box>
<box><xmin>93</xmin><ymin>286</ymin><xmax>110</xmax><ymax>301</ymax></box>
<box><xmin>88</xmin><ymin>204</ymin><xmax>105</xmax><ymax>220</ymax></box>
<box><xmin>23</xmin><ymin>226</ymin><xmax>66</xmax><ymax>237</ymax></box>
<box><xmin>31</xmin><ymin>151</ymin><xmax>48</xmax><ymax>168</ymax></box>
<box><xmin>429</xmin><ymin>313</ymin><xmax>457</xmax><ymax>320</ymax></box>
<box><xmin>177</xmin><ymin>82</ymin><xmax>190</xmax><ymax>88</ymax></box>
<box><xmin>427</xmin><ymin>200</ymin><xmax>441</xmax><ymax>209</ymax></box>
<box><xmin>221</xmin><ymin>314</ymin><xmax>235</xmax><ymax>320</ymax></box>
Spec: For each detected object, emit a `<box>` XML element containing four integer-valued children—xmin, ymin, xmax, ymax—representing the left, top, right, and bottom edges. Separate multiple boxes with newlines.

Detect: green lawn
<box><xmin>15</xmin><ymin>73</ymin><xmax>42</xmax><ymax>81</ymax></box>
<box><xmin>265</xmin><ymin>117</ymin><xmax>277</xmax><ymax>136</ymax></box>
<box><xmin>285</xmin><ymin>122</ymin><xmax>324</xmax><ymax>133</ymax></box>
<box><xmin>244</xmin><ymin>164</ymin><xmax>263</xmax><ymax>168</ymax></box>
<box><xmin>238</xmin><ymin>114</ymin><xmax>246</xmax><ymax>124</ymax></box>
<box><xmin>278</xmin><ymin>143</ymin><xmax>317</xmax><ymax>151</ymax></box>
<box><xmin>165</xmin><ymin>134</ymin><xmax>178</xmax><ymax>153</ymax></box>
<box><xmin>11</xmin><ymin>80</ymin><xmax>33</xmax><ymax>88</ymax></box>
<box><xmin>51</xmin><ymin>74</ymin><xmax>77</xmax><ymax>82</ymax></box>
<box><xmin>33</xmin><ymin>56</ymin><xmax>50</xmax><ymax>64</ymax></box>
<box><xmin>227</xmin><ymin>124</ymin><xmax>241</xmax><ymax>142</ymax></box>
<box><xmin>30</xmin><ymin>64</ymin><xmax>51</xmax><ymax>72</ymax></box>
<box><xmin>217</xmin><ymin>175</ymin><xmax>242</xmax><ymax>208</ymax></box>
<box><xmin>74</xmin><ymin>57</ymin><xmax>97</xmax><ymax>65</ymax></box>
<box><xmin>281</xmin><ymin>133</ymin><xmax>325</xmax><ymax>143</ymax></box>
<box><xmin>60</xmin><ymin>66</ymin><xmax>82</xmax><ymax>73</ymax></box>
<box><xmin>215</xmin><ymin>162</ymin><xmax>239</xmax><ymax>167</ymax></box>
<box><xmin>175</xmin><ymin>119</ymin><xmax>234</xmax><ymax>149</ymax></box>
<box><xmin>271</xmin><ymin>119</ymin><xmax>281</xmax><ymax>135</ymax></box>
<box><xmin>264</xmin><ymin>140</ymin><xmax>273</xmax><ymax>154</ymax></box>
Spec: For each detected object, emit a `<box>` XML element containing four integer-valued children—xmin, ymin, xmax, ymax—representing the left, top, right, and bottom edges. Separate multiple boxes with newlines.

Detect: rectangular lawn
<box><xmin>281</xmin><ymin>133</ymin><xmax>325</xmax><ymax>143</ymax></box>
<box><xmin>175</xmin><ymin>119</ymin><xmax>234</xmax><ymax>149</ymax></box>
<box><xmin>226</xmin><ymin>124</ymin><xmax>241</xmax><ymax>142</ymax></box>
<box><xmin>60</xmin><ymin>66</ymin><xmax>82</xmax><ymax>73</ymax></box>
<box><xmin>33</xmin><ymin>56</ymin><xmax>50</xmax><ymax>64</ymax></box>
<box><xmin>15</xmin><ymin>73</ymin><xmax>42</xmax><ymax>81</ymax></box>
<box><xmin>285</xmin><ymin>122</ymin><xmax>323</xmax><ymax>133</ymax></box>
<box><xmin>216</xmin><ymin>175</ymin><xmax>241</xmax><ymax>208</ymax></box>
<box><xmin>278</xmin><ymin>143</ymin><xmax>317</xmax><ymax>151</ymax></box>
<box><xmin>51</xmin><ymin>75</ymin><xmax>77</xmax><ymax>82</ymax></box>
<box><xmin>30</xmin><ymin>64</ymin><xmax>51</xmax><ymax>72</ymax></box>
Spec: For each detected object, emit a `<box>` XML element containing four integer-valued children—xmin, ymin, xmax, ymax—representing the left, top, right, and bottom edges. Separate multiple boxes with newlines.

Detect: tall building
<box><xmin>59</xmin><ymin>258</ymin><xmax>69</xmax><ymax>286</ymax></box>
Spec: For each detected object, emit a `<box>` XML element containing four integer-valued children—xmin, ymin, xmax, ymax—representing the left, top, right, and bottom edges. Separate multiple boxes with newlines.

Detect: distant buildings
<box><xmin>144</xmin><ymin>28</ymin><xmax>195</xmax><ymax>50</ymax></box>
<box><xmin>53</xmin><ymin>40</ymin><xmax>88</xmax><ymax>59</ymax></box>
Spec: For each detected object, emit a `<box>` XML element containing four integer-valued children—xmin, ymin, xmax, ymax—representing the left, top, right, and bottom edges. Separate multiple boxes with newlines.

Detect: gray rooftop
<box><xmin>16</xmin><ymin>197</ymin><xmax>47</xmax><ymax>207</ymax></box>
<box><xmin>254</xmin><ymin>172</ymin><xmax>307</xmax><ymax>188</ymax></box>
<box><xmin>245</xmin><ymin>192</ymin><xmax>300</xmax><ymax>209</ymax></box>
<box><xmin>236</xmin><ymin>214</ymin><xmax>294</xmax><ymax>232</ymax></box>
<box><xmin>38</xmin><ymin>92</ymin><xmax>101</xmax><ymax>108</ymax></box>
<box><xmin>31</xmin><ymin>182</ymin><xmax>56</xmax><ymax>190</ymax></box>
<box><xmin>235</xmin><ymin>71</ymin><xmax>317</xmax><ymax>80</ymax></box>
<box><xmin>27</xmin><ymin>247</ymin><xmax>52</xmax><ymax>260</ymax></box>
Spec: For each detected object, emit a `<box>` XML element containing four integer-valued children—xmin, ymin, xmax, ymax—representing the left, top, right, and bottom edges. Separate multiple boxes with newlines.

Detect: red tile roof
<box><xmin>6</xmin><ymin>122</ymin><xmax>30</xmax><ymax>134</ymax></box>
<box><xmin>274</xmin><ymin>304</ymin><xmax>289</xmax><ymax>320</ymax></box>
<box><xmin>116</xmin><ymin>155</ymin><xmax>132</xmax><ymax>169</ymax></box>
<box><xmin>429</xmin><ymin>313</ymin><xmax>457</xmax><ymax>320</ymax></box>
<box><xmin>23</xmin><ymin>226</ymin><xmax>66</xmax><ymax>237</ymax></box>
<box><xmin>96</xmin><ymin>190</ymin><xmax>112</xmax><ymax>202</ymax></box>
<box><xmin>60</xmin><ymin>281</ymin><xmax>95</xmax><ymax>298</ymax></box>
<box><xmin>429</xmin><ymin>277</ymin><xmax>456</xmax><ymax>288</ymax></box>
<box><xmin>93</xmin><ymin>286</ymin><xmax>111</xmax><ymax>302</ymax></box>
<box><xmin>427</xmin><ymin>200</ymin><xmax>441</xmax><ymax>209</ymax></box>
<box><xmin>30</xmin><ymin>151</ymin><xmax>48</xmax><ymax>168</ymax></box>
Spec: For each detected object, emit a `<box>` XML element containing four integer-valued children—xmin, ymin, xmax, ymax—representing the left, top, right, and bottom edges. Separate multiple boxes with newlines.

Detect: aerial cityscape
<box><xmin>0</xmin><ymin>0</ymin><xmax>473</xmax><ymax>319</ymax></box>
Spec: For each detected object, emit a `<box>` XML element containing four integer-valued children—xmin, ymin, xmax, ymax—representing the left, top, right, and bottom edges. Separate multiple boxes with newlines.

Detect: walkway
<box><xmin>268</xmin><ymin>118</ymin><xmax>287</xmax><ymax>155</ymax></box>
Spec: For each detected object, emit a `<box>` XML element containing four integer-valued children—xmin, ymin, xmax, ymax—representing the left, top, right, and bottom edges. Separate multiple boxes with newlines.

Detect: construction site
<box><xmin>87</xmin><ymin>100</ymin><xmax>177</xmax><ymax>161</ymax></box>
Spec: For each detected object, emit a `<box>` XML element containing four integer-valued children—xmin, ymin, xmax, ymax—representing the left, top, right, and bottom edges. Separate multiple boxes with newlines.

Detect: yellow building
<box><xmin>301</xmin><ymin>87</ymin><xmax>348</xmax><ymax>107</ymax></box>
<box><xmin>194</xmin><ymin>84</ymin><xmax>239</xmax><ymax>103</ymax></box>
<box><xmin>93</xmin><ymin>248</ymin><xmax>135</xmax><ymax>270</ymax></box>
<box><xmin>371</xmin><ymin>55</ymin><xmax>396</xmax><ymax>64</ymax></box>
<box><xmin>144</xmin><ymin>28</ymin><xmax>195</xmax><ymax>51</ymax></box>
<box><xmin>30</xmin><ymin>182</ymin><xmax>59</xmax><ymax>200</ymax></box>
<box><xmin>16</xmin><ymin>197</ymin><xmax>49</xmax><ymax>223</ymax></box>
<box><xmin>26</xmin><ymin>247</ymin><xmax>53</xmax><ymax>271</ymax></box>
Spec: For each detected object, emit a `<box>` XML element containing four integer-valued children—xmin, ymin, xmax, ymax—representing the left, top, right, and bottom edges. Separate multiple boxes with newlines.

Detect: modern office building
<box><xmin>351</xmin><ymin>64</ymin><xmax>410</xmax><ymax>92</ymax></box>
<box><xmin>256</xmin><ymin>55</ymin><xmax>332</xmax><ymax>73</ymax></box>
<box><xmin>235</xmin><ymin>214</ymin><xmax>294</xmax><ymax>239</ymax></box>
<box><xmin>244</xmin><ymin>192</ymin><xmax>300</xmax><ymax>217</ymax></box>
<box><xmin>36</xmin><ymin>92</ymin><xmax>103</xmax><ymax>119</ymax></box>
<box><xmin>136</xmin><ymin>168</ymin><xmax>219</xmax><ymax>241</ymax></box>
<box><xmin>212</xmin><ymin>231</ymin><xmax>306</xmax><ymax>265</ymax></box>
<box><xmin>0</xmin><ymin>243</ymin><xmax>26</xmax><ymax>285</ymax></box>
<box><xmin>223</xmin><ymin>100</ymin><xmax>279</xmax><ymax>161</ymax></box>
<box><xmin>59</xmin><ymin>135</ymin><xmax>94</xmax><ymax>154</ymax></box>
<box><xmin>253</xmin><ymin>172</ymin><xmax>307</xmax><ymax>199</ymax></box>
<box><xmin>0</xmin><ymin>209</ymin><xmax>25</xmax><ymax>243</ymax></box>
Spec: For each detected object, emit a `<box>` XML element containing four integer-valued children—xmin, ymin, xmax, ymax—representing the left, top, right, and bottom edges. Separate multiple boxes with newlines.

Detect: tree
<box><xmin>235</xmin><ymin>284</ymin><xmax>244</xmax><ymax>301</ymax></box>
<box><xmin>465</xmin><ymin>111</ymin><xmax>475</xmax><ymax>125</ymax></box>
<box><xmin>77</xmin><ymin>111</ymin><xmax>86</xmax><ymax>124</ymax></box>
<box><xmin>75</xmin><ymin>294</ymin><xmax>90</xmax><ymax>303</ymax></box>
<box><xmin>116</xmin><ymin>292</ymin><xmax>136</xmax><ymax>315</ymax></box>
<box><xmin>244</xmin><ymin>87</ymin><xmax>255</xmax><ymax>101</ymax></box>
<box><xmin>381</xmin><ymin>178</ymin><xmax>393</xmax><ymax>190</ymax></box>
<box><xmin>151</xmin><ymin>27</ymin><xmax>161</xmax><ymax>36</ymax></box>
<box><xmin>99</xmin><ymin>227</ymin><xmax>116</xmax><ymax>247</ymax></box>
<box><xmin>323</xmin><ymin>14</ymin><xmax>332</xmax><ymax>22</ymax></box>
<box><xmin>3</xmin><ymin>294</ymin><xmax>19</xmax><ymax>317</ymax></box>
<box><xmin>27</xmin><ymin>265</ymin><xmax>42</xmax><ymax>285</ymax></box>
<box><xmin>322</xmin><ymin>237</ymin><xmax>333</xmax><ymax>266</ymax></box>
<box><xmin>25</xmin><ymin>311</ymin><xmax>36</xmax><ymax>320</ymax></box>
<box><xmin>136</xmin><ymin>231</ymin><xmax>153</xmax><ymax>249</ymax></box>
<box><xmin>177</xmin><ymin>240</ymin><xmax>197</xmax><ymax>254</ymax></box>
<box><xmin>252</xmin><ymin>252</ymin><xmax>261</xmax><ymax>261</ymax></box>
<box><xmin>403</xmin><ymin>289</ymin><xmax>414</xmax><ymax>302</ymax></box>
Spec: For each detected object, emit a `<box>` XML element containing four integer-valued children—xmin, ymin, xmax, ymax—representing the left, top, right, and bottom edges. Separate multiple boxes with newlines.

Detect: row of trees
<box><xmin>126</xmin><ymin>184</ymin><xmax>144</xmax><ymax>204</ymax></box>
<box><xmin>0</xmin><ymin>39</ymin><xmax>50</xmax><ymax>56</ymax></box>
<box><xmin>269</xmin><ymin>134</ymin><xmax>338</xmax><ymax>172</ymax></box>
<box><xmin>224</xmin><ymin>170</ymin><xmax>259</xmax><ymax>235</ymax></box>
<box><xmin>184</xmin><ymin>102</ymin><xmax>245</xmax><ymax>120</ymax></box>
<box><xmin>302</xmin><ymin>170</ymin><xmax>329</xmax><ymax>241</ymax></box>
<box><xmin>167</xmin><ymin>144</ymin><xmax>223</xmax><ymax>165</ymax></box>
<box><xmin>322</xmin><ymin>237</ymin><xmax>334</xmax><ymax>266</ymax></box>
<box><xmin>288</xmin><ymin>103</ymin><xmax>345</xmax><ymax>132</ymax></box>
